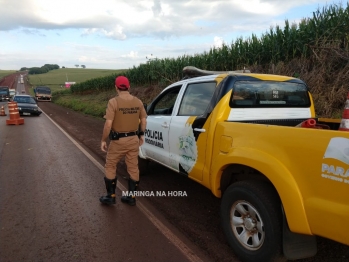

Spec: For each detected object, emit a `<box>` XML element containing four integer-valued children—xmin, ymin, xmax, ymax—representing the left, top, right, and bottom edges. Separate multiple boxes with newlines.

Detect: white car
<box><xmin>9</xmin><ymin>89</ymin><xmax>16</xmax><ymax>99</ymax></box>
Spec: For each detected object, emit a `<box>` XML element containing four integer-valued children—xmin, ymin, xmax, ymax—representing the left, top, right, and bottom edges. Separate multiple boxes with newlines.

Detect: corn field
<box><xmin>71</xmin><ymin>3</ymin><xmax>349</xmax><ymax>94</ymax></box>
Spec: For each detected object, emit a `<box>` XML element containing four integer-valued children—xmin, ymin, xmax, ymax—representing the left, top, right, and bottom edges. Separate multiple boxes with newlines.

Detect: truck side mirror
<box><xmin>143</xmin><ymin>103</ymin><xmax>147</xmax><ymax>112</ymax></box>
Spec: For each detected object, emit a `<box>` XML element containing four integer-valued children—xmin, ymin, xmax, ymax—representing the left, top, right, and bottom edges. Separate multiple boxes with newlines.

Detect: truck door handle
<box><xmin>194</xmin><ymin>128</ymin><xmax>206</xmax><ymax>133</ymax></box>
<box><xmin>161</xmin><ymin>123</ymin><xmax>169</xmax><ymax>128</ymax></box>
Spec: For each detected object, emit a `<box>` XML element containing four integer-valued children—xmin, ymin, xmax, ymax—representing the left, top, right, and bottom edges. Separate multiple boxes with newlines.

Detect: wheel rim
<box><xmin>230</xmin><ymin>200</ymin><xmax>265</xmax><ymax>250</ymax></box>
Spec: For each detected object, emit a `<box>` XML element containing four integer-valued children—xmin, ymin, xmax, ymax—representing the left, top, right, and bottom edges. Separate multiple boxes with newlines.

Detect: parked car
<box><xmin>12</xmin><ymin>95</ymin><xmax>42</xmax><ymax>116</ymax></box>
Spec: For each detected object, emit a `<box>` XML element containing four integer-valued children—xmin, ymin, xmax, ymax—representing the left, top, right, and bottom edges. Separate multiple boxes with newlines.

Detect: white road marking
<box><xmin>42</xmin><ymin>110</ymin><xmax>204</xmax><ymax>262</ymax></box>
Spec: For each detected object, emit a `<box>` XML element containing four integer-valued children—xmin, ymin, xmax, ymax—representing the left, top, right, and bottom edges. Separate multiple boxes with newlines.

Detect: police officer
<box><xmin>100</xmin><ymin>76</ymin><xmax>147</xmax><ymax>206</ymax></box>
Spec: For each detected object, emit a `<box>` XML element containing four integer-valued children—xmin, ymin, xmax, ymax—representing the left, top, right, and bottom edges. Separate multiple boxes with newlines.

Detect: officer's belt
<box><xmin>119</xmin><ymin>131</ymin><xmax>137</xmax><ymax>138</ymax></box>
<box><xmin>119</xmin><ymin>131</ymin><xmax>138</xmax><ymax>138</ymax></box>
<box><xmin>109</xmin><ymin>130</ymin><xmax>139</xmax><ymax>140</ymax></box>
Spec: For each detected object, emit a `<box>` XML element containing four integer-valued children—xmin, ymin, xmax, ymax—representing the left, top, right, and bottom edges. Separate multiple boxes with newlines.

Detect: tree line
<box><xmin>20</xmin><ymin>64</ymin><xmax>60</xmax><ymax>75</ymax></box>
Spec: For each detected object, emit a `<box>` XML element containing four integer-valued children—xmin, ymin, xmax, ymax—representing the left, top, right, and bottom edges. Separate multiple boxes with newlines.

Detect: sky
<box><xmin>0</xmin><ymin>0</ymin><xmax>346</xmax><ymax>70</ymax></box>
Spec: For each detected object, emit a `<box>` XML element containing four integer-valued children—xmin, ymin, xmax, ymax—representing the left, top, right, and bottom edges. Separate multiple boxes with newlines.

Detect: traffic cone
<box><xmin>0</xmin><ymin>106</ymin><xmax>6</xmax><ymax>116</ymax></box>
<box><xmin>339</xmin><ymin>92</ymin><xmax>349</xmax><ymax>131</ymax></box>
<box><xmin>6</xmin><ymin>102</ymin><xmax>24</xmax><ymax>125</ymax></box>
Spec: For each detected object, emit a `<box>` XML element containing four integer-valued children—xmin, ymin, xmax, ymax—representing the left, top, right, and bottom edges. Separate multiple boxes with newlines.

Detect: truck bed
<box><xmin>214</xmin><ymin>120</ymin><xmax>349</xmax><ymax>246</ymax></box>
<box><xmin>228</xmin><ymin>117</ymin><xmax>341</xmax><ymax>130</ymax></box>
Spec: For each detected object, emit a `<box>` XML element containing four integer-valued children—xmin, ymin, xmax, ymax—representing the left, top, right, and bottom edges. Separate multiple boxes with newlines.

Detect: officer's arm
<box><xmin>102</xmin><ymin>120</ymin><xmax>113</xmax><ymax>142</ymax></box>
<box><xmin>139</xmin><ymin>117</ymin><xmax>146</xmax><ymax>134</ymax></box>
<box><xmin>101</xmin><ymin>120</ymin><xmax>112</xmax><ymax>152</ymax></box>
<box><xmin>138</xmin><ymin>117</ymin><xmax>146</xmax><ymax>146</ymax></box>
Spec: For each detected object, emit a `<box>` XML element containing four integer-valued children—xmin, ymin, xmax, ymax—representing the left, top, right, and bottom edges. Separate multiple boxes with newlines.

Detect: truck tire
<box><xmin>138</xmin><ymin>156</ymin><xmax>149</xmax><ymax>176</ymax></box>
<box><xmin>221</xmin><ymin>180</ymin><xmax>285</xmax><ymax>262</ymax></box>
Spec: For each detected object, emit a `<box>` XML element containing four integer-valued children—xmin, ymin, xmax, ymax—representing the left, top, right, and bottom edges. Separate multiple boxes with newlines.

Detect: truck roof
<box><xmin>182</xmin><ymin>66</ymin><xmax>299</xmax><ymax>82</ymax></box>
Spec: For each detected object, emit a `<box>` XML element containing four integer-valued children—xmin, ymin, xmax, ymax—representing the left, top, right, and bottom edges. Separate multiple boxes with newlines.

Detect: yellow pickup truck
<box><xmin>139</xmin><ymin>66</ymin><xmax>349</xmax><ymax>261</ymax></box>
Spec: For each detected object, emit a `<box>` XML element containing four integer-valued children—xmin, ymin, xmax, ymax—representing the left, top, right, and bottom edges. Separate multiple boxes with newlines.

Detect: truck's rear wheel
<box><xmin>221</xmin><ymin>180</ymin><xmax>285</xmax><ymax>262</ymax></box>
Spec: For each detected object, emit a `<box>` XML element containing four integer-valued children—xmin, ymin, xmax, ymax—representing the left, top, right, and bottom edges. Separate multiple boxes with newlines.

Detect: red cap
<box><xmin>115</xmin><ymin>76</ymin><xmax>130</xmax><ymax>90</ymax></box>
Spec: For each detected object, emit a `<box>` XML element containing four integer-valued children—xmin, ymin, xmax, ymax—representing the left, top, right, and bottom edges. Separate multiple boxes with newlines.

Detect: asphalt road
<box><xmin>0</xmin><ymin>105</ymin><xmax>210</xmax><ymax>262</ymax></box>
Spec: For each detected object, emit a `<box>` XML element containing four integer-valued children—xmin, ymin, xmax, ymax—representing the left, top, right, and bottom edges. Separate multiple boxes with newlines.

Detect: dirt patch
<box><xmin>0</xmin><ymin>72</ymin><xmax>22</xmax><ymax>88</ymax></box>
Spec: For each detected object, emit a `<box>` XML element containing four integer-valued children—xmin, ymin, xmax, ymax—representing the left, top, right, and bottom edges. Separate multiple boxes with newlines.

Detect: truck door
<box><xmin>140</xmin><ymin>86</ymin><xmax>181</xmax><ymax>168</ymax></box>
<box><xmin>168</xmin><ymin>81</ymin><xmax>217</xmax><ymax>181</ymax></box>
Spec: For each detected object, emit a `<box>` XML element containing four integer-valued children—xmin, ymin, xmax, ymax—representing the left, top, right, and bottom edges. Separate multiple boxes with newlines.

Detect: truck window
<box><xmin>178</xmin><ymin>82</ymin><xmax>216</xmax><ymax>116</ymax></box>
<box><xmin>36</xmin><ymin>88</ymin><xmax>51</xmax><ymax>94</ymax></box>
<box><xmin>149</xmin><ymin>87</ymin><xmax>180</xmax><ymax>115</ymax></box>
<box><xmin>230</xmin><ymin>81</ymin><xmax>311</xmax><ymax>108</ymax></box>
<box><xmin>0</xmin><ymin>87</ymin><xmax>9</xmax><ymax>95</ymax></box>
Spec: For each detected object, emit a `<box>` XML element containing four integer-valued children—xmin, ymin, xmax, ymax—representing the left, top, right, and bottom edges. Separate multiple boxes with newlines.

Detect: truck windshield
<box><xmin>230</xmin><ymin>81</ymin><xmax>311</xmax><ymax>108</ymax></box>
<box><xmin>14</xmin><ymin>96</ymin><xmax>37</xmax><ymax>104</ymax></box>
<box><xmin>36</xmin><ymin>89</ymin><xmax>51</xmax><ymax>94</ymax></box>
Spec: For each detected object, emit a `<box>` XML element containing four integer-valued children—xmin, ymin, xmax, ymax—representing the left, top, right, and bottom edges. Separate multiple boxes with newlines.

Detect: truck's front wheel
<box><xmin>221</xmin><ymin>180</ymin><xmax>285</xmax><ymax>262</ymax></box>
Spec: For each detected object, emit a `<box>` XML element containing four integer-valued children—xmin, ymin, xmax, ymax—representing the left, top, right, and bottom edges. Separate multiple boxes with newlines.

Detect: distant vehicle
<box><xmin>13</xmin><ymin>95</ymin><xmax>42</xmax><ymax>116</ymax></box>
<box><xmin>0</xmin><ymin>86</ymin><xmax>10</xmax><ymax>101</ymax></box>
<box><xmin>34</xmin><ymin>86</ymin><xmax>52</xmax><ymax>101</ymax></box>
<box><xmin>9</xmin><ymin>89</ymin><xmax>16</xmax><ymax>100</ymax></box>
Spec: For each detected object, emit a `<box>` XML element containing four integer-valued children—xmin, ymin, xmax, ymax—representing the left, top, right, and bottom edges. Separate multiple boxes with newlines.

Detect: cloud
<box><xmin>21</xmin><ymin>28</ymin><xmax>46</xmax><ymax>37</ymax></box>
<box><xmin>213</xmin><ymin>36</ymin><xmax>224</xmax><ymax>48</ymax></box>
<box><xmin>0</xmin><ymin>0</ymin><xmax>338</xmax><ymax>40</ymax></box>
<box><xmin>0</xmin><ymin>0</ymin><xmax>341</xmax><ymax>70</ymax></box>
<box><xmin>82</xmin><ymin>25</ymin><xmax>127</xmax><ymax>40</ymax></box>
<box><xmin>152</xmin><ymin>0</ymin><xmax>162</xmax><ymax>17</ymax></box>
<box><xmin>0</xmin><ymin>0</ymin><xmax>329</xmax><ymax>38</ymax></box>
<box><xmin>121</xmin><ymin>51</ymin><xmax>139</xmax><ymax>59</ymax></box>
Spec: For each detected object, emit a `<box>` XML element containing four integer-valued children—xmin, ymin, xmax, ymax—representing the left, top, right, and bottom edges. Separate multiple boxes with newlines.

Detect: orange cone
<box><xmin>6</xmin><ymin>102</ymin><xmax>24</xmax><ymax>125</ymax></box>
<box><xmin>339</xmin><ymin>92</ymin><xmax>349</xmax><ymax>131</ymax></box>
<box><xmin>0</xmin><ymin>105</ymin><xmax>6</xmax><ymax>116</ymax></box>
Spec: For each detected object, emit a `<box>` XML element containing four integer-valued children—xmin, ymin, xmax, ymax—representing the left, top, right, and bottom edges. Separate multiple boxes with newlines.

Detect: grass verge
<box><xmin>52</xmin><ymin>85</ymin><xmax>163</xmax><ymax>118</ymax></box>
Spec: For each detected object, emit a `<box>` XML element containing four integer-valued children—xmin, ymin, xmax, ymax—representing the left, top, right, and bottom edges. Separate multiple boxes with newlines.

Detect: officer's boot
<box><xmin>99</xmin><ymin>177</ymin><xmax>117</xmax><ymax>205</ymax></box>
<box><xmin>121</xmin><ymin>179</ymin><xmax>139</xmax><ymax>206</ymax></box>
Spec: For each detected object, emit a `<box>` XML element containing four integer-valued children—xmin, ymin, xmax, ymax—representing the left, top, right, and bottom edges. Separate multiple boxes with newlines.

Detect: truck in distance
<box><xmin>34</xmin><ymin>86</ymin><xmax>52</xmax><ymax>101</ymax></box>
<box><xmin>0</xmin><ymin>86</ymin><xmax>10</xmax><ymax>101</ymax></box>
